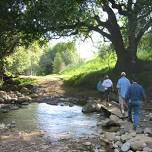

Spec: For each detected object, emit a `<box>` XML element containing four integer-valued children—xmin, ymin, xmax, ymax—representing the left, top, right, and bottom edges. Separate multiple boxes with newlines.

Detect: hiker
<box><xmin>117</xmin><ymin>72</ymin><xmax>131</xmax><ymax>115</ymax></box>
<box><xmin>101</xmin><ymin>75</ymin><xmax>113</xmax><ymax>105</ymax></box>
<box><xmin>125</xmin><ymin>78</ymin><xmax>146</xmax><ymax>130</ymax></box>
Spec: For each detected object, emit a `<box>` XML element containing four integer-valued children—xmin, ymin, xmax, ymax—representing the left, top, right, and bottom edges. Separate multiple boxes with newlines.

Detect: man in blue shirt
<box><xmin>125</xmin><ymin>79</ymin><xmax>146</xmax><ymax>130</ymax></box>
<box><xmin>117</xmin><ymin>72</ymin><xmax>131</xmax><ymax>115</ymax></box>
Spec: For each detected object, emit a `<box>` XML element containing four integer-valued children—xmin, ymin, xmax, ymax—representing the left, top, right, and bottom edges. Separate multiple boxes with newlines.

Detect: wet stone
<box><xmin>121</xmin><ymin>142</ymin><xmax>131</xmax><ymax>152</ymax></box>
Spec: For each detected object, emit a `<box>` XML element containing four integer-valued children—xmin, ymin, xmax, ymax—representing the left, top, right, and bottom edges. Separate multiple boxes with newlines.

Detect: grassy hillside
<box><xmin>61</xmin><ymin>54</ymin><xmax>117</xmax><ymax>89</ymax></box>
<box><xmin>61</xmin><ymin>54</ymin><xmax>152</xmax><ymax>93</ymax></box>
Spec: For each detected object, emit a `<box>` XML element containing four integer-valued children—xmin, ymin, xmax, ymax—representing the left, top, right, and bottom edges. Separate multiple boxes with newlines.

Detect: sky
<box><xmin>49</xmin><ymin>32</ymin><xmax>103</xmax><ymax>60</ymax></box>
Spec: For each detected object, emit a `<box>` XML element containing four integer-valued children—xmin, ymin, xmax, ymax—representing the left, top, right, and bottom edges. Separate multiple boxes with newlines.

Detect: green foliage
<box><xmin>5</xmin><ymin>42</ymin><xmax>44</xmax><ymax>75</ymax></box>
<box><xmin>24</xmin><ymin>0</ymin><xmax>152</xmax><ymax>72</ymax></box>
<box><xmin>61</xmin><ymin>54</ymin><xmax>152</xmax><ymax>90</ymax></box>
<box><xmin>0</xmin><ymin>0</ymin><xmax>46</xmax><ymax>57</ymax></box>
<box><xmin>15</xmin><ymin>77</ymin><xmax>38</xmax><ymax>86</ymax></box>
<box><xmin>39</xmin><ymin>42</ymin><xmax>79</xmax><ymax>75</ymax></box>
<box><xmin>53</xmin><ymin>52</ymin><xmax>64</xmax><ymax>73</ymax></box>
<box><xmin>1</xmin><ymin>0</ymin><xmax>152</xmax><ymax>76</ymax></box>
<box><xmin>99</xmin><ymin>44</ymin><xmax>116</xmax><ymax>69</ymax></box>
<box><xmin>61</xmin><ymin>54</ymin><xmax>116</xmax><ymax>87</ymax></box>
<box><xmin>137</xmin><ymin>33</ymin><xmax>152</xmax><ymax>61</ymax></box>
<box><xmin>5</xmin><ymin>47</ymin><xmax>31</xmax><ymax>75</ymax></box>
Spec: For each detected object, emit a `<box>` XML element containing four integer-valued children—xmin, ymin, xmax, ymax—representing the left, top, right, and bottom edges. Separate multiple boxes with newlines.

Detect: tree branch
<box><xmin>108</xmin><ymin>0</ymin><xmax>128</xmax><ymax>16</ymax></box>
<box><xmin>88</xmin><ymin>25</ymin><xmax>112</xmax><ymax>41</ymax></box>
<box><xmin>136</xmin><ymin>18</ymin><xmax>152</xmax><ymax>45</ymax></box>
<box><xmin>94</xmin><ymin>15</ymin><xmax>108</xmax><ymax>28</ymax></box>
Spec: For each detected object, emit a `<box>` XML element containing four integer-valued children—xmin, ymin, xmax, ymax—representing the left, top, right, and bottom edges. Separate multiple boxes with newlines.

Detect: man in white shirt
<box><xmin>102</xmin><ymin>75</ymin><xmax>113</xmax><ymax>105</ymax></box>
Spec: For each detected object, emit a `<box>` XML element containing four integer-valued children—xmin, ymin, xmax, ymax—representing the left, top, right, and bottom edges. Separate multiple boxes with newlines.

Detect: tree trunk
<box><xmin>115</xmin><ymin>48</ymin><xmax>139</xmax><ymax>74</ymax></box>
<box><xmin>0</xmin><ymin>58</ymin><xmax>6</xmax><ymax>80</ymax></box>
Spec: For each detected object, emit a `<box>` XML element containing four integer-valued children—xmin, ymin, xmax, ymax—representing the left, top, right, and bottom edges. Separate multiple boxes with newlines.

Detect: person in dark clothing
<box><xmin>125</xmin><ymin>79</ymin><xmax>146</xmax><ymax>130</ymax></box>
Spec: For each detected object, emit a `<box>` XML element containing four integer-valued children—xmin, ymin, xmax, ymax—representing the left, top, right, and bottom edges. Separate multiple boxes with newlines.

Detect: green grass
<box><xmin>60</xmin><ymin>54</ymin><xmax>152</xmax><ymax>91</ymax></box>
<box><xmin>14</xmin><ymin>53</ymin><xmax>152</xmax><ymax>93</ymax></box>
<box><xmin>61</xmin><ymin>55</ymin><xmax>117</xmax><ymax>89</ymax></box>
<box><xmin>15</xmin><ymin>76</ymin><xmax>39</xmax><ymax>86</ymax></box>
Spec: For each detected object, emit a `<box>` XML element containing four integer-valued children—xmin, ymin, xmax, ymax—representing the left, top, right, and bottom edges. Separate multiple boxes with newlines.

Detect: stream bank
<box><xmin>0</xmin><ymin>76</ymin><xmax>152</xmax><ymax>152</ymax></box>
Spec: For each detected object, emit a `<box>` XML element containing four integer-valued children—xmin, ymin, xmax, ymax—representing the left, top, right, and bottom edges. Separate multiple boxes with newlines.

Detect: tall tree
<box><xmin>5</xmin><ymin>41</ymin><xmax>44</xmax><ymax>75</ymax></box>
<box><xmin>53</xmin><ymin>52</ymin><xmax>64</xmax><ymax>73</ymax></box>
<box><xmin>25</xmin><ymin>0</ymin><xmax>152</xmax><ymax>72</ymax></box>
<box><xmin>1</xmin><ymin>0</ymin><xmax>152</xmax><ymax>74</ymax></box>
<box><xmin>0</xmin><ymin>0</ymin><xmax>45</xmax><ymax>77</ymax></box>
<box><xmin>39</xmin><ymin>42</ymin><xmax>79</xmax><ymax>75</ymax></box>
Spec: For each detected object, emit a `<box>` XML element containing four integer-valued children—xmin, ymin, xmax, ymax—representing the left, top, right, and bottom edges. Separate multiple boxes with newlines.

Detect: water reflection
<box><xmin>0</xmin><ymin>103</ymin><xmax>101</xmax><ymax>141</ymax></box>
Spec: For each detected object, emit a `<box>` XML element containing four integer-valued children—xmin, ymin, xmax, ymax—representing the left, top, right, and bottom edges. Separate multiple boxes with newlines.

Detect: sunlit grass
<box><xmin>60</xmin><ymin>54</ymin><xmax>117</xmax><ymax>88</ymax></box>
<box><xmin>138</xmin><ymin>51</ymin><xmax>152</xmax><ymax>61</ymax></box>
<box><xmin>61</xmin><ymin>55</ymin><xmax>116</xmax><ymax>79</ymax></box>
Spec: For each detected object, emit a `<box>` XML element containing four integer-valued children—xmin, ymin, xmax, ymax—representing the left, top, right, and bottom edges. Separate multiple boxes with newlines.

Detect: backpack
<box><xmin>97</xmin><ymin>80</ymin><xmax>105</xmax><ymax>92</ymax></box>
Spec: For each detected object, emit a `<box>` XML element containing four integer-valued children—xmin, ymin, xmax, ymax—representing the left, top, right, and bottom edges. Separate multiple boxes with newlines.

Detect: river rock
<box><xmin>82</xmin><ymin>102</ymin><xmax>97</xmax><ymax>113</ymax></box>
<box><xmin>121</xmin><ymin>133</ymin><xmax>132</xmax><ymax>142</ymax></box>
<box><xmin>110</xmin><ymin>115</ymin><xmax>120</xmax><ymax>122</ymax></box>
<box><xmin>143</xmin><ymin>147</ymin><xmax>152</xmax><ymax>152</ymax></box>
<box><xmin>144</xmin><ymin>128</ymin><xmax>152</xmax><ymax>135</ymax></box>
<box><xmin>20</xmin><ymin>87</ymin><xmax>30</xmax><ymax>94</ymax></box>
<box><xmin>83</xmin><ymin>142</ymin><xmax>92</xmax><ymax>150</ymax></box>
<box><xmin>128</xmin><ymin>134</ymin><xmax>152</xmax><ymax>151</ymax></box>
<box><xmin>6</xmin><ymin>121</ymin><xmax>16</xmax><ymax>129</ymax></box>
<box><xmin>101</xmin><ymin>118</ymin><xmax>120</xmax><ymax>128</ymax></box>
<box><xmin>0</xmin><ymin>97</ymin><xmax>5</xmax><ymax>103</ymax></box>
<box><xmin>16</xmin><ymin>91</ymin><xmax>22</xmax><ymax>97</ymax></box>
<box><xmin>114</xmin><ymin>149</ymin><xmax>119</xmax><ymax>152</ymax></box>
<box><xmin>0</xmin><ymin>123</ymin><xmax>6</xmax><ymax>129</ymax></box>
<box><xmin>104</xmin><ymin>132</ymin><xmax>116</xmax><ymax>142</ymax></box>
<box><xmin>30</xmin><ymin>93</ymin><xmax>39</xmax><ymax>98</ymax></box>
<box><xmin>115</xmin><ymin>141</ymin><xmax>123</xmax><ymax>148</ymax></box>
<box><xmin>149</xmin><ymin>113</ymin><xmax>152</xmax><ymax>121</ymax></box>
<box><xmin>0</xmin><ymin>91</ymin><xmax>7</xmax><ymax>97</ymax></box>
<box><xmin>18</xmin><ymin>96</ymin><xmax>32</xmax><ymax>103</ymax></box>
<box><xmin>21</xmin><ymin>102</ymin><xmax>29</xmax><ymax>105</ymax></box>
<box><xmin>114</xmin><ymin>136</ymin><xmax>121</xmax><ymax>142</ymax></box>
<box><xmin>136</xmin><ymin>128</ymin><xmax>144</xmax><ymax>134</ymax></box>
<box><xmin>121</xmin><ymin>142</ymin><xmax>131</xmax><ymax>152</ymax></box>
<box><xmin>10</xmin><ymin>105</ymin><xmax>19</xmax><ymax>110</ymax></box>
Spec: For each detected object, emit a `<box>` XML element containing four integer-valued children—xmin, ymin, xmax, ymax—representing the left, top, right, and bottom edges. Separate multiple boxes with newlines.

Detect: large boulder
<box><xmin>101</xmin><ymin>118</ymin><xmax>120</xmax><ymax>128</ymax></box>
<box><xmin>20</xmin><ymin>87</ymin><xmax>31</xmax><ymax>95</ymax></box>
<box><xmin>82</xmin><ymin>102</ymin><xmax>98</xmax><ymax>113</ymax></box>
<box><xmin>18</xmin><ymin>96</ymin><xmax>32</xmax><ymax>103</ymax></box>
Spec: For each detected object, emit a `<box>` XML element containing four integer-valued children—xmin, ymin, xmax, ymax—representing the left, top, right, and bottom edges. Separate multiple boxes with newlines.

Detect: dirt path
<box><xmin>34</xmin><ymin>75</ymin><xmax>101</xmax><ymax>100</ymax></box>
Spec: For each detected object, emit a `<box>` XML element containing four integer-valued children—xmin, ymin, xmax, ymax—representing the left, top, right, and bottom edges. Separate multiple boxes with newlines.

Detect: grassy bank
<box><xmin>61</xmin><ymin>55</ymin><xmax>152</xmax><ymax>92</ymax></box>
<box><xmin>13</xmin><ymin>54</ymin><xmax>152</xmax><ymax>99</ymax></box>
<box><xmin>61</xmin><ymin>55</ymin><xmax>117</xmax><ymax>89</ymax></box>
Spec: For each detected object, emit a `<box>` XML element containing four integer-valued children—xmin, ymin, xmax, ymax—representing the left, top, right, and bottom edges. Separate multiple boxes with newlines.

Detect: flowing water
<box><xmin>0</xmin><ymin>103</ymin><xmax>102</xmax><ymax>141</ymax></box>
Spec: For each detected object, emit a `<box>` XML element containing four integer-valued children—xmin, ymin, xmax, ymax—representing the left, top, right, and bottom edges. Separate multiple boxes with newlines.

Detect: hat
<box><xmin>121</xmin><ymin>72</ymin><xmax>126</xmax><ymax>76</ymax></box>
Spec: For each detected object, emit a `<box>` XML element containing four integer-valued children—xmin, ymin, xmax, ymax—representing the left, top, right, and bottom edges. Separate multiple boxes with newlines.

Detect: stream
<box><xmin>0</xmin><ymin>103</ymin><xmax>103</xmax><ymax>142</ymax></box>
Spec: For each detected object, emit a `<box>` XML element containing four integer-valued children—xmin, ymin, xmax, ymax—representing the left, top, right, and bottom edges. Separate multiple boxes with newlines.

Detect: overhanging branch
<box><xmin>136</xmin><ymin>18</ymin><xmax>152</xmax><ymax>44</ymax></box>
<box><xmin>94</xmin><ymin>15</ymin><xmax>108</xmax><ymax>28</ymax></box>
<box><xmin>88</xmin><ymin>25</ymin><xmax>112</xmax><ymax>41</ymax></box>
<box><xmin>108</xmin><ymin>0</ymin><xmax>128</xmax><ymax>16</ymax></box>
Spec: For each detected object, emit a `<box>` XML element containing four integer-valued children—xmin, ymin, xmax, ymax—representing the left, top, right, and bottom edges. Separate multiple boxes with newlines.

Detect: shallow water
<box><xmin>0</xmin><ymin>103</ymin><xmax>102</xmax><ymax>141</ymax></box>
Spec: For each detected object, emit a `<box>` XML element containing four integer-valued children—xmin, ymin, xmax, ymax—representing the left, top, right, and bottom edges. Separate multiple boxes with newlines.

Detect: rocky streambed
<box><xmin>0</xmin><ymin>77</ymin><xmax>152</xmax><ymax>152</ymax></box>
<box><xmin>0</xmin><ymin>97</ymin><xmax>152</xmax><ymax>152</ymax></box>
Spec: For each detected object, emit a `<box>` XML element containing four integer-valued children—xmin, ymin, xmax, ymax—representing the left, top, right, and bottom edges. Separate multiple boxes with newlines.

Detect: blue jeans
<box><xmin>128</xmin><ymin>101</ymin><xmax>141</xmax><ymax>128</ymax></box>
